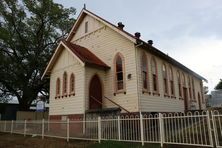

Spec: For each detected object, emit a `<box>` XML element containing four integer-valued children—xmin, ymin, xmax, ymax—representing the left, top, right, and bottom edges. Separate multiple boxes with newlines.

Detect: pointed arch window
<box><xmin>63</xmin><ymin>72</ymin><xmax>68</xmax><ymax>96</ymax></box>
<box><xmin>200</xmin><ymin>82</ymin><xmax>204</xmax><ymax>103</ymax></box>
<box><xmin>142</xmin><ymin>53</ymin><xmax>148</xmax><ymax>91</ymax></box>
<box><xmin>56</xmin><ymin>78</ymin><xmax>60</xmax><ymax>97</ymax></box>
<box><xmin>169</xmin><ymin>66</ymin><xmax>175</xmax><ymax>96</ymax></box>
<box><xmin>162</xmin><ymin>64</ymin><xmax>168</xmax><ymax>95</ymax></box>
<box><xmin>114</xmin><ymin>53</ymin><xmax>125</xmax><ymax>93</ymax></box>
<box><xmin>70</xmin><ymin>73</ymin><xmax>75</xmax><ymax>95</ymax></box>
<box><xmin>177</xmin><ymin>71</ymin><xmax>182</xmax><ymax>97</ymax></box>
<box><xmin>192</xmin><ymin>78</ymin><xmax>196</xmax><ymax>101</ymax></box>
<box><xmin>188</xmin><ymin>76</ymin><xmax>192</xmax><ymax>99</ymax></box>
<box><xmin>151</xmin><ymin>57</ymin><xmax>158</xmax><ymax>92</ymax></box>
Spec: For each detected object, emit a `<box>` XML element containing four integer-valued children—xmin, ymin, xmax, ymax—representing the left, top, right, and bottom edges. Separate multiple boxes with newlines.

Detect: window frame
<box><xmin>63</xmin><ymin>72</ymin><xmax>68</xmax><ymax>97</ymax></box>
<box><xmin>69</xmin><ymin>73</ymin><xmax>75</xmax><ymax>96</ymax></box>
<box><xmin>169</xmin><ymin>66</ymin><xmax>175</xmax><ymax>98</ymax></box>
<box><xmin>192</xmin><ymin>78</ymin><xmax>196</xmax><ymax>101</ymax></box>
<box><xmin>114</xmin><ymin>53</ymin><xmax>126</xmax><ymax>94</ymax></box>
<box><xmin>188</xmin><ymin>76</ymin><xmax>193</xmax><ymax>100</ymax></box>
<box><xmin>141</xmin><ymin>52</ymin><xmax>149</xmax><ymax>93</ymax></box>
<box><xmin>177</xmin><ymin>71</ymin><xmax>182</xmax><ymax>98</ymax></box>
<box><xmin>151</xmin><ymin>57</ymin><xmax>159</xmax><ymax>95</ymax></box>
<box><xmin>56</xmin><ymin>78</ymin><xmax>60</xmax><ymax>98</ymax></box>
<box><xmin>85</xmin><ymin>21</ymin><xmax>88</xmax><ymax>33</ymax></box>
<box><xmin>162</xmin><ymin>63</ymin><xmax>169</xmax><ymax>96</ymax></box>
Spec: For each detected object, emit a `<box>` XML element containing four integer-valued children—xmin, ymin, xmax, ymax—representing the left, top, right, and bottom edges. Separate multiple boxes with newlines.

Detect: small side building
<box><xmin>207</xmin><ymin>90</ymin><xmax>222</xmax><ymax>107</ymax></box>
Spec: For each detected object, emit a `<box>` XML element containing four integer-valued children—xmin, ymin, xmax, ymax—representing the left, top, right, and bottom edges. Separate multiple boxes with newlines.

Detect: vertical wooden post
<box><xmin>159</xmin><ymin>113</ymin><xmax>164</xmax><ymax>148</ymax></box>
<box><xmin>140</xmin><ymin>113</ymin><xmax>144</xmax><ymax>146</ymax></box>
<box><xmin>24</xmin><ymin>120</ymin><xmax>27</xmax><ymax>136</ymax></box>
<box><xmin>207</xmin><ymin>111</ymin><xmax>213</xmax><ymax>147</ymax></box>
<box><xmin>11</xmin><ymin>120</ymin><xmax>13</xmax><ymax>134</ymax></box>
<box><xmin>42</xmin><ymin>119</ymin><xmax>45</xmax><ymax>139</ymax></box>
<box><xmin>4</xmin><ymin>120</ymin><xmax>7</xmax><ymax>132</ymax></box>
<box><xmin>118</xmin><ymin>116</ymin><xmax>121</xmax><ymax>141</ymax></box>
<box><xmin>98</xmin><ymin>116</ymin><xmax>101</xmax><ymax>143</ymax></box>
<box><xmin>67</xmin><ymin>118</ymin><xmax>70</xmax><ymax>142</ymax></box>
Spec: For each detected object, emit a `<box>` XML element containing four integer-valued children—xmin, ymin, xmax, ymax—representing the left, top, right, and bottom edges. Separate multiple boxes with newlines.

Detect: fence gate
<box><xmin>162</xmin><ymin>111</ymin><xmax>213</xmax><ymax>147</ymax></box>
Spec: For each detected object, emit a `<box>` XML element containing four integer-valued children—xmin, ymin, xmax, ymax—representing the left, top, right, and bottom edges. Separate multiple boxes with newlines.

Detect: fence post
<box><xmin>98</xmin><ymin>116</ymin><xmax>101</xmax><ymax>143</ymax></box>
<box><xmin>11</xmin><ymin>120</ymin><xmax>13</xmax><ymax>134</ymax></box>
<box><xmin>48</xmin><ymin>118</ymin><xmax>50</xmax><ymax>131</ymax></box>
<box><xmin>4</xmin><ymin>120</ymin><xmax>6</xmax><ymax>132</ymax></box>
<box><xmin>159</xmin><ymin>113</ymin><xmax>164</xmax><ymax>148</ymax></box>
<box><xmin>24</xmin><ymin>120</ymin><xmax>27</xmax><ymax>137</ymax></box>
<box><xmin>67</xmin><ymin>118</ymin><xmax>70</xmax><ymax>142</ymax></box>
<box><xmin>207</xmin><ymin>111</ymin><xmax>214</xmax><ymax>147</ymax></box>
<box><xmin>118</xmin><ymin>116</ymin><xmax>121</xmax><ymax>141</ymax></box>
<box><xmin>140</xmin><ymin>113</ymin><xmax>144</xmax><ymax>146</ymax></box>
<box><xmin>42</xmin><ymin>119</ymin><xmax>45</xmax><ymax>139</ymax></box>
<box><xmin>211</xmin><ymin>111</ymin><xmax>219</xmax><ymax>147</ymax></box>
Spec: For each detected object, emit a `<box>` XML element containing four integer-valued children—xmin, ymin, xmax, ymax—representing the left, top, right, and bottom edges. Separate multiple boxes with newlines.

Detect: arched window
<box><xmin>200</xmin><ymin>82</ymin><xmax>204</xmax><ymax>103</ymax></box>
<box><xmin>162</xmin><ymin>64</ymin><xmax>168</xmax><ymax>94</ymax></box>
<box><xmin>142</xmin><ymin>53</ymin><xmax>148</xmax><ymax>90</ymax></box>
<box><xmin>177</xmin><ymin>71</ymin><xmax>182</xmax><ymax>97</ymax></box>
<box><xmin>56</xmin><ymin>78</ymin><xmax>60</xmax><ymax>97</ymax></box>
<box><xmin>198</xmin><ymin>92</ymin><xmax>201</xmax><ymax>110</ymax></box>
<box><xmin>70</xmin><ymin>73</ymin><xmax>75</xmax><ymax>94</ymax></box>
<box><xmin>169</xmin><ymin>66</ymin><xmax>174</xmax><ymax>96</ymax></box>
<box><xmin>151</xmin><ymin>57</ymin><xmax>158</xmax><ymax>92</ymax></box>
<box><xmin>63</xmin><ymin>72</ymin><xmax>67</xmax><ymax>95</ymax></box>
<box><xmin>182</xmin><ymin>73</ymin><xmax>185</xmax><ymax>86</ymax></box>
<box><xmin>114</xmin><ymin>53</ymin><xmax>125</xmax><ymax>92</ymax></box>
<box><xmin>188</xmin><ymin>76</ymin><xmax>192</xmax><ymax>99</ymax></box>
<box><xmin>192</xmin><ymin>78</ymin><xmax>196</xmax><ymax>101</ymax></box>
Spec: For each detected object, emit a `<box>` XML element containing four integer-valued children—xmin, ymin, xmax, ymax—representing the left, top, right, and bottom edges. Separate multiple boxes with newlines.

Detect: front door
<box><xmin>89</xmin><ymin>75</ymin><xmax>102</xmax><ymax>110</ymax></box>
<box><xmin>183</xmin><ymin>87</ymin><xmax>188</xmax><ymax>111</ymax></box>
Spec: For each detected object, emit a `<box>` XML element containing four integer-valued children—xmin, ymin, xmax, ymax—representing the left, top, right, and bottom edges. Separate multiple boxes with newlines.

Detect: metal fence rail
<box><xmin>1</xmin><ymin>111</ymin><xmax>222</xmax><ymax>147</ymax></box>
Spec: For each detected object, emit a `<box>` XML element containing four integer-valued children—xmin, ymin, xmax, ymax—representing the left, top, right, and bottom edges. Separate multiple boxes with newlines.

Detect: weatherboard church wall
<box><xmin>49</xmin><ymin>47</ymin><xmax>85</xmax><ymax>116</ymax></box>
<box><xmin>71</xmin><ymin>15</ymin><xmax>139</xmax><ymax>112</ymax></box>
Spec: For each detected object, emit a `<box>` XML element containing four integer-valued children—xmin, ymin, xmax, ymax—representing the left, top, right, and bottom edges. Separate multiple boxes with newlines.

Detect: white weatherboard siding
<box><xmin>136</xmin><ymin>48</ymin><xmax>184</xmax><ymax>112</ymax></box>
<box><xmin>47</xmin><ymin>11</ymin><xmax>206</xmax><ymax>115</ymax></box>
<box><xmin>49</xmin><ymin>48</ymin><xmax>85</xmax><ymax>115</ymax></box>
<box><xmin>71</xmin><ymin>16</ymin><xmax>139</xmax><ymax>112</ymax></box>
<box><xmin>72</xmin><ymin>15</ymin><xmax>104</xmax><ymax>41</ymax></box>
<box><xmin>136</xmin><ymin>48</ymin><xmax>205</xmax><ymax>112</ymax></box>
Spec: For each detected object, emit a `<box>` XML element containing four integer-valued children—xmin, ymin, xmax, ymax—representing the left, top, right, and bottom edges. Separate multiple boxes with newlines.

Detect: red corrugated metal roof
<box><xmin>62</xmin><ymin>40</ymin><xmax>110</xmax><ymax>69</ymax></box>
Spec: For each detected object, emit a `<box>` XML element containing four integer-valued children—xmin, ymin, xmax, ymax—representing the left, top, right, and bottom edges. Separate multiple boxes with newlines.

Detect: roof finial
<box><xmin>83</xmin><ymin>3</ymin><xmax>86</xmax><ymax>9</ymax></box>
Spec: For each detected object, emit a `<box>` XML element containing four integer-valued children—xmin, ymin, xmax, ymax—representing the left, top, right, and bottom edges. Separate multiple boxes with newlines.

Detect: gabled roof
<box><xmin>43</xmin><ymin>8</ymin><xmax>206</xmax><ymax>81</ymax></box>
<box><xmin>66</xmin><ymin>8</ymin><xmax>206</xmax><ymax>82</ymax></box>
<box><xmin>62</xmin><ymin>40</ymin><xmax>110</xmax><ymax>69</ymax></box>
<box><xmin>41</xmin><ymin>41</ymin><xmax>109</xmax><ymax>79</ymax></box>
<box><xmin>137</xmin><ymin>40</ymin><xmax>208</xmax><ymax>82</ymax></box>
<box><xmin>66</xmin><ymin>8</ymin><xmax>137</xmax><ymax>43</ymax></box>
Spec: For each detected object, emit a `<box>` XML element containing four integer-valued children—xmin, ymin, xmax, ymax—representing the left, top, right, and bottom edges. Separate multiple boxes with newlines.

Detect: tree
<box><xmin>0</xmin><ymin>0</ymin><xmax>76</xmax><ymax>110</ymax></box>
<box><xmin>215</xmin><ymin>79</ymin><xmax>222</xmax><ymax>90</ymax></box>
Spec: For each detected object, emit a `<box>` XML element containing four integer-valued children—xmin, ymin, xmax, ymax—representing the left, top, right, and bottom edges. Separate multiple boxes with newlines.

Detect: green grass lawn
<box><xmin>89</xmin><ymin>141</ymin><xmax>160</xmax><ymax>148</ymax></box>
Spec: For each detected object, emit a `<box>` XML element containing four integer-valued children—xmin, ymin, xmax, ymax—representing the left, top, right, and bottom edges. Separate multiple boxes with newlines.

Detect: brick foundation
<box><xmin>49</xmin><ymin>114</ymin><xmax>84</xmax><ymax>121</ymax></box>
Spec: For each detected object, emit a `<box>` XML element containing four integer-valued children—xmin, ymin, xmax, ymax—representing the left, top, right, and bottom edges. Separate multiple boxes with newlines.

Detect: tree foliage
<box><xmin>0</xmin><ymin>0</ymin><xmax>76</xmax><ymax>110</ymax></box>
<box><xmin>215</xmin><ymin>79</ymin><xmax>222</xmax><ymax>90</ymax></box>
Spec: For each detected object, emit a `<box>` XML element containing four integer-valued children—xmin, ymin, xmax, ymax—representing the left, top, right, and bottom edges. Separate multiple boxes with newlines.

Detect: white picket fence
<box><xmin>1</xmin><ymin>111</ymin><xmax>222</xmax><ymax>147</ymax></box>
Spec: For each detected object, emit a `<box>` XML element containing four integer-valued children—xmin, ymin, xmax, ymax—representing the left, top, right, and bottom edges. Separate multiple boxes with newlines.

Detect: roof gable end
<box><xmin>66</xmin><ymin>8</ymin><xmax>137</xmax><ymax>43</ymax></box>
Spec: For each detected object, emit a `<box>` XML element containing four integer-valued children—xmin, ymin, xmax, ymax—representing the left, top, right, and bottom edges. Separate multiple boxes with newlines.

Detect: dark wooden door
<box><xmin>183</xmin><ymin>87</ymin><xmax>188</xmax><ymax>111</ymax></box>
<box><xmin>89</xmin><ymin>75</ymin><xmax>102</xmax><ymax>110</ymax></box>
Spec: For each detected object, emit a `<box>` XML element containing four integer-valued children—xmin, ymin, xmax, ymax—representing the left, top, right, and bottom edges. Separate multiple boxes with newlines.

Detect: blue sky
<box><xmin>54</xmin><ymin>0</ymin><xmax>222</xmax><ymax>92</ymax></box>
